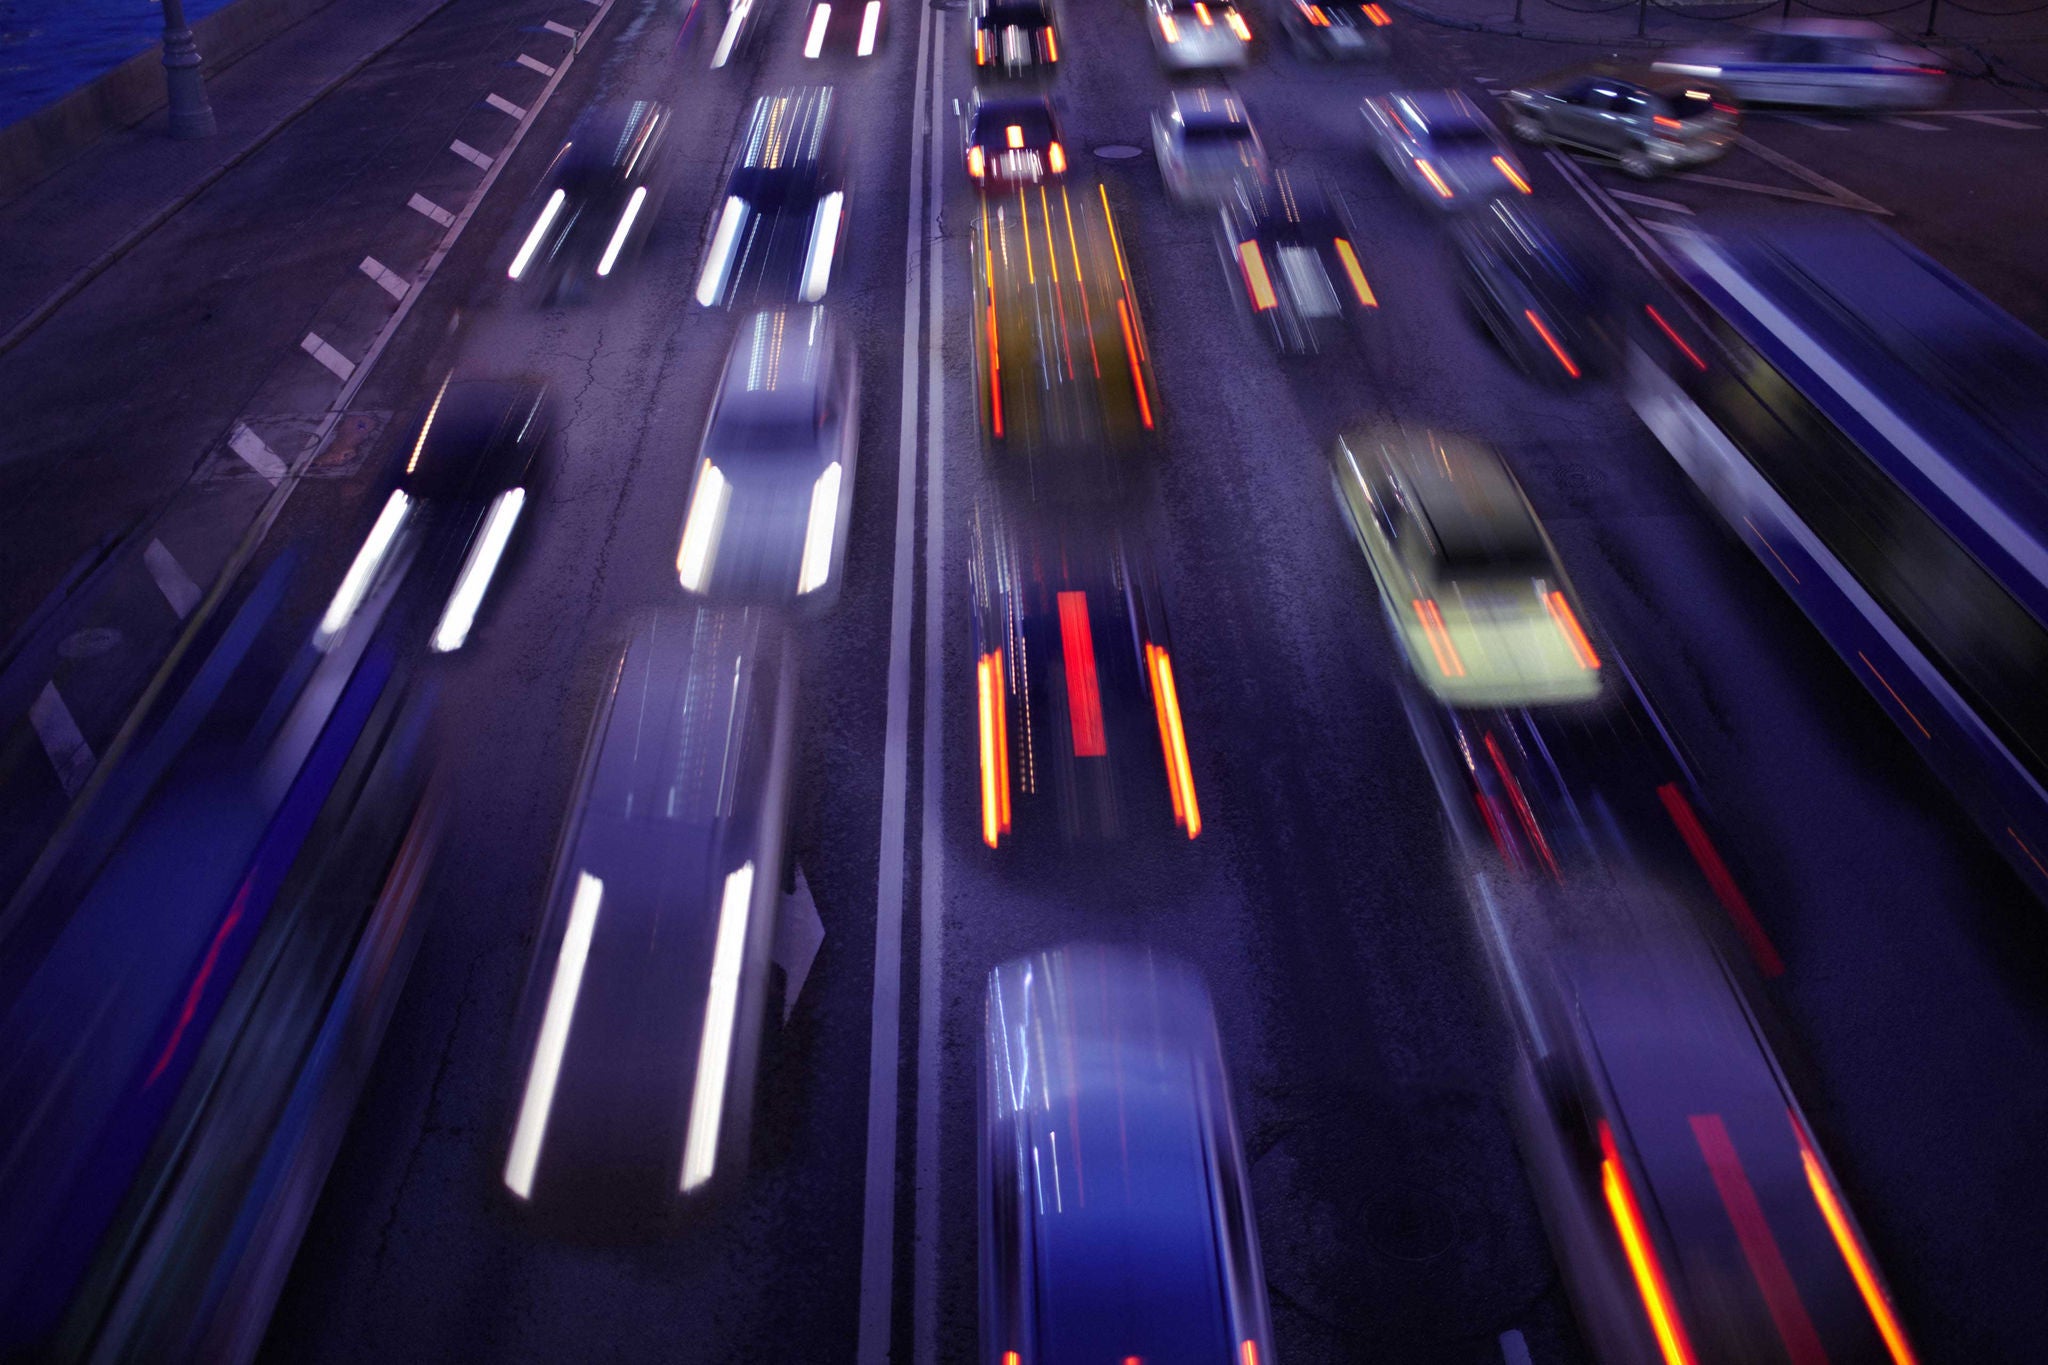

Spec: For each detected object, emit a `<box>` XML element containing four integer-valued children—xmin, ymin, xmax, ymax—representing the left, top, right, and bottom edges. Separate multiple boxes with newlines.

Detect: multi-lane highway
<box><xmin>5</xmin><ymin>0</ymin><xmax>2048</xmax><ymax>1359</ymax></box>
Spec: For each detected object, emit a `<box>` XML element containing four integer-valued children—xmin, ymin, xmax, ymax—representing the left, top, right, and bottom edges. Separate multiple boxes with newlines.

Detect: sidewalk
<box><xmin>1388</xmin><ymin>0</ymin><xmax>2048</xmax><ymax>91</ymax></box>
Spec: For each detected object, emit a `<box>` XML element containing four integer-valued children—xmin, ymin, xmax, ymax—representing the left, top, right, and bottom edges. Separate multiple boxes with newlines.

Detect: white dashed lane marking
<box><xmin>1779</xmin><ymin>113</ymin><xmax>1848</xmax><ymax>131</ymax></box>
<box><xmin>29</xmin><ymin>681</ymin><xmax>95</xmax><ymax>796</ymax></box>
<box><xmin>1956</xmin><ymin>111</ymin><xmax>2035</xmax><ymax>130</ymax></box>
<box><xmin>408</xmin><ymin>192</ymin><xmax>456</xmax><ymax>227</ymax></box>
<box><xmin>451</xmin><ymin>139</ymin><xmax>494</xmax><ymax>170</ymax></box>
<box><xmin>515</xmin><ymin>53</ymin><xmax>556</xmax><ymax>76</ymax></box>
<box><xmin>1609</xmin><ymin>189</ymin><xmax>1694</xmax><ymax>215</ymax></box>
<box><xmin>300</xmin><ymin>332</ymin><xmax>357</xmax><ymax>381</ymax></box>
<box><xmin>360</xmin><ymin>256</ymin><xmax>410</xmax><ymax>300</ymax></box>
<box><xmin>143</xmin><ymin>538</ymin><xmax>203</xmax><ymax>618</ymax></box>
<box><xmin>543</xmin><ymin>19</ymin><xmax>578</xmax><ymax>37</ymax></box>
<box><xmin>1887</xmin><ymin>117</ymin><xmax>1943</xmax><ymax>131</ymax></box>
<box><xmin>486</xmin><ymin>93</ymin><xmax>527</xmax><ymax>119</ymax></box>
<box><xmin>229</xmin><ymin>422</ymin><xmax>288</xmax><ymax>484</ymax></box>
<box><xmin>1499</xmin><ymin>1329</ymin><xmax>1534</xmax><ymax>1365</ymax></box>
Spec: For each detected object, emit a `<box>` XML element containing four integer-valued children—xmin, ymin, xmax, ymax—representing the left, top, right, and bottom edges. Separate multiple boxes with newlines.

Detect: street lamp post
<box><xmin>159</xmin><ymin>0</ymin><xmax>217</xmax><ymax>139</ymax></box>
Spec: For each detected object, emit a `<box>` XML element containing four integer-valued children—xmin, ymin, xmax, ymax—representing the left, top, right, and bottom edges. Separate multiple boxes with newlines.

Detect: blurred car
<box><xmin>707</xmin><ymin>0</ymin><xmax>770</xmax><ymax>68</ymax></box>
<box><xmin>695</xmin><ymin>87</ymin><xmax>847</xmax><ymax>309</ymax></box>
<box><xmin>1151</xmin><ymin>86</ymin><xmax>1269</xmax><ymax>207</ymax></box>
<box><xmin>1517</xmin><ymin>915</ymin><xmax>1922</xmax><ymax>1365</ymax></box>
<box><xmin>317</xmin><ymin>376</ymin><xmax>550</xmax><ymax>656</ymax></box>
<box><xmin>1451</xmin><ymin>202</ymin><xmax>1614</xmax><ymax>383</ymax></box>
<box><xmin>964</xmin><ymin>92</ymin><xmax>1068</xmax><ymax>191</ymax></box>
<box><xmin>970</xmin><ymin>508</ymin><xmax>1198</xmax><ymax>846</ymax></box>
<box><xmin>799</xmin><ymin>0</ymin><xmax>886</xmax><ymax>58</ymax></box>
<box><xmin>1332</xmin><ymin>425</ymin><xmax>1604</xmax><ymax>707</ymax></box>
<box><xmin>1502</xmin><ymin>68</ymin><xmax>1737</xmax><ymax>179</ymax></box>
<box><xmin>1148</xmin><ymin>0</ymin><xmax>1253</xmax><ymax>71</ymax></box>
<box><xmin>970</xmin><ymin>181</ymin><xmax>1157</xmax><ymax>490</ymax></box>
<box><xmin>971</xmin><ymin>0</ymin><xmax>1060</xmax><ymax>77</ymax></box>
<box><xmin>1219</xmin><ymin>168</ymin><xmax>1378</xmax><ymax>354</ymax></box>
<box><xmin>982</xmin><ymin>945</ymin><xmax>1275</xmax><ymax>1365</ymax></box>
<box><xmin>503</xmin><ymin>609</ymin><xmax>795</xmax><ymax>1219</ymax></box>
<box><xmin>1361</xmin><ymin>88</ymin><xmax>1534</xmax><ymax>209</ymax></box>
<box><xmin>1655</xmin><ymin>18</ymin><xmax>1947</xmax><ymax>110</ymax></box>
<box><xmin>676</xmin><ymin>307</ymin><xmax>859</xmax><ymax>609</ymax></box>
<box><xmin>1279</xmin><ymin>0</ymin><xmax>1391</xmax><ymax>61</ymax></box>
<box><xmin>506</xmin><ymin>100</ymin><xmax>671</xmax><ymax>301</ymax></box>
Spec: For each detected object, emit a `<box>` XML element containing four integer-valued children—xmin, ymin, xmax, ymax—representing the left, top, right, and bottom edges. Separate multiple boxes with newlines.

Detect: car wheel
<box><xmin>1620</xmin><ymin>144</ymin><xmax>1656</xmax><ymax>179</ymax></box>
<box><xmin>1509</xmin><ymin>112</ymin><xmax>1545</xmax><ymax>144</ymax></box>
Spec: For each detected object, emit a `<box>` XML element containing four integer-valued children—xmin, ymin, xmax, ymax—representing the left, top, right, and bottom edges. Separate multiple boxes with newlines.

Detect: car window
<box><xmin>1622</xmin><ymin>90</ymin><xmax>1655</xmax><ymax>118</ymax></box>
<box><xmin>1555</xmin><ymin>77</ymin><xmax>1600</xmax><ymax>104</ymax></box>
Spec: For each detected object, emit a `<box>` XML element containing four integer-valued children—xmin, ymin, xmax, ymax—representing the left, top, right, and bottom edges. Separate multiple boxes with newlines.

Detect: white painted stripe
<box><xmin>486</xmin><ymin>92</ymin><xmax>526</xmax><ymax>119</ymax></box>
<box><xmin>30</xmin><ymin>681</ymin><xmax>95</xmax><ymax>796</ymax></box>
<box><xmin>1956</xmin><ymin>111</ymin><xmax>2034</xmax><ymax>130</ymax></box>
<box><xmin>359</xmin><ymin>256</ymin><xmax>409</xmax><ymax>300</ymax></box>
<box><xmin>229</xmin><ymin>422</ymin><xmax>288</xmax><ymax>484</ymax></box>
<box><xmin>1733</xmin><ymin>134</ymin><xmax>1888</xmax><ymax>214</ymax></box>
<box><xmin>516</xmin><ymin>52</ymin><xmax>556</xmax><ymax>76</ymax></box>
<box><xmin>544</xmin><ymin>18</ymin><xmax>578</xmax><ymax>37</ymax></box>
<box><xmin>408</xmin><ymin>192</ymin><xmax>455</xmax><ymax>227</ymax></box>
<box><xmin>1780</xmin><ymin>113</ymin><xmax>1847</xmax><ymax>131</ymax></box>
<box><xmin>1886</xmin><ymin>116</ymin><xmax>1942</xmax><ymax>131</ymax></box>
<box><xmin>300</xmin><ymin>332</ymin><xmax>357</xmax><ymax>381</ymax></box>
<box><xmin>1608</xmin><ymin>189</ymin><xmax>1693</xmax><ymax>215</ymax></box>
<box><xmin>858</xmin><ymin>0</ymin><xmax>936</xmax><ymax>1358</ymax></box>
<box><xmin>1499</xmin><ymin>1328</ymin><xmax>1534</xmax><ymax>1365</ymax></box>
<box><xmin>451</xmin><ymin>138</ymin><xmax>493</xmax><ymax>170</ymax></box>
<box><xmin>143</xmin><ymin>538</ymin><xmax>202</xmax><ymax>618</ymax></box>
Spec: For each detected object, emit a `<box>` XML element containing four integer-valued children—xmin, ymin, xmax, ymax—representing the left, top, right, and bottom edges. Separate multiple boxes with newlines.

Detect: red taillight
<box><xmin>1713</xmin><ymin>101</ymin><xmax>1737</xmax><ymax>114</ymax></box>
<box><xmin>1236</xmin><ymin>241</ymin><xmax>1277</xmax><ymax>311</ymax></box>
<box><xmin>1644</xmin><ymin>304</ymin><xmax>1706</xmax><ymax>371</ymax></box>
<box><xmin>1043</xmin><ymin>25</ymin><xmax>1057</xmax><ymax>60</ymax></box>
<box><xmin>1600</xmin><ymin>1121</ymin><xmax>1700</xmax><ymax>1365</ymax></box>
<box><xmin>978</xmin><ymin>651</ymin><xmax>1011</xmax><ymax>846</ymax></box>
<box><xmin>1525</xmin><ymin>309</ymin><xmax>1580</xmax><ymax>379</ymax></box>
<box><xmin>1047</xmin><ymin>141</ymin><xmax>1066</xmax><ymax>174</ymax></box>
<box><xmin>975</xmin><ymin>28</ymin><xmax>986</xmax><ymax>63</ymax></box>
<box><xmin>1654</xmin><ymin>114</ymin><xmax>1682</xmax><ymax>130</ymax></box>
<box><xmin>1363</xmin><ymin>2</ymin><xmax>1390</xmax><ymax>22</ymax></box>
<box><xmin>1057</xmin><ymin>592</ymin><xmax>1106</xmax><ymax>757</ymax></box>
<box><xmin>968</xmin><ymin>145</ymin><xmax>985</xmax><ymax>179</ymax></box>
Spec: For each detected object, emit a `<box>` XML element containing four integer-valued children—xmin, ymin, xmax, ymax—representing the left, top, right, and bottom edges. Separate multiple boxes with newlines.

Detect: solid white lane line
<box><xmin>857</xmin><ymin>0</ymin><xmax>937</xmax><ymax>1356</ymax></box>
<box><xmin>1499</xmin><ymin>1328</ymin><xmax>1534</xmax><ymax>1365</ymax></box>
<box><xmin>543</xmin><ymin>18</ymin><xmax>579</xmax><ymax>36</ymax></box>
<box><xmin>1608</xmin><ymin>189</ymin><xmax>1693</xmax><ymax>215</ymax></box>
<box><xmin>1733</xmin><ymin>134</ymin><xmax>1889</xmax><ymax>214</ymax></box>
<box><xmin>486</xmin><ymin>92</ymin><xmax>527</xmax><ymax>119</ymax></box>
<box><xmin>300</xmin><ymin>332</ymin><xmax>357</xmax><ymax>381</ymax></box>
<box><xmin>229</xmin><ymin>422</ymin><xmax>288</xmax><ymax>484</ymax></box>
<box><xmin>359</xmin><ymin>256</ymin><xmax>409</xmax><ymax>299</ymax></box>
<box><xmin>143</xmin><ymin>538</ymin><xmax>203</xmax><ymax>618</ymax></box>
<box><xmin>911</xmin><ymin>19</ymin><xmax>949</xmax><ymax>1365</ymax></box>
<box><xmin>30</xmin><ymin>681</ymin><xmax>95</xmax><ymax>796</ymax></box>
<box><xmin>1675</xmin><ymin>172</ymin><xmax>1872</xmax><ymax>209</ymax></box>
<box><xmin>1886</xmin><ymin>117</ymin><xmax>1941</xmax><ymax>130</ymax></box>
<box><xmin>1956</xmin><ymin>111</ymin><xmax>2034</xmax><ymax>129</ymax></box>
<box><xmin>408</xmin><ymin>192</ymin><xmax>456</xmax><ymax>227</ymax></box>
<box><xmin>1780</xmin><ymin>113</ymin><xmax>1847</xmax><ymax>131</ymax></box>
<box><xmin>451</xmin><ymin>138</ymin><xmax>494</xmax><ymax>170</ymax></box>
<box><xmin>516</xmin><ymin>52</ymin><xmax>556</xmax><ymax>76</ymax></box>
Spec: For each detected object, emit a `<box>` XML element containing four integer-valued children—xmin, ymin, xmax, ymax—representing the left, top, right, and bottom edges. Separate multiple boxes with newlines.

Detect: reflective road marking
<box><xmin>30</xmin><ymin>681</ymin><xmax>94</xmax><ymax>795</ymax></box>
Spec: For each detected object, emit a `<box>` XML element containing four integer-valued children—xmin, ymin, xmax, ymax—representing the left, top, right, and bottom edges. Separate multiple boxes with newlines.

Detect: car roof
<box><xmin>1169</xmin><ymin>87</ymin><xmax>1251</xmax><ymax>129</ymax></box>
<box><xmin>1344</xmin><ymin>427</ymin><xmax>1549</xmax><ymax>564</ymax></box>
<box><xmin>398</xmin><ymin>378</ymin><xmax>547</xmax><ymax>496</ymax></box>
<box><xmin>1388</xmin><ymin>88</ymin><xmax>1485</xmax><ymax>132</ymax></box>
<box><xmin>734</xmin><ymin>87</ymin><xmax>832</xmax><ymax>178</ymax></box>
<box><xmin>1234</xmin><ymin>169</ymin><xmax>1336</xmax><ymax>238</ymax></box>
<box><xmin>561</xmin><ymin>100</ymin><xmax>664</xmax><ymax>179</ymax></box>
<box><xmin>715</xmin><ymin>307</ymin><xmax>835</xmax><ymax>421</ymax></box>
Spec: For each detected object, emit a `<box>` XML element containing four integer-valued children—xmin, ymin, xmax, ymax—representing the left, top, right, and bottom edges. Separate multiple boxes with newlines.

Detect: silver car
<box><xmin>676</xmin><ymin>306</ymin><xmax>860</xmax><ymax>609</ymax></box>
<box><xmin>1502</xmin><ymin>69</ymin><xmax>1737</xmax><ymax>179</ymax></box>
<box><xmin>1152</xmin><ymin>87</ymin><xmax>1269</xmax><ymax>207</ymax></box>
<box><xmin>1362</xmin><ymin>88</ymin><xmax>1534</xmax><ymax>209</ymax></box>
<box><xmin>1148</xmin><ymin>0</ymin><xmax>1253</xmax><ymax>70</ymax></box>
<box><xmin>1656</xmin><ymin>19</ymin><xmax>1948</xmax><ymax>111</ymax></box>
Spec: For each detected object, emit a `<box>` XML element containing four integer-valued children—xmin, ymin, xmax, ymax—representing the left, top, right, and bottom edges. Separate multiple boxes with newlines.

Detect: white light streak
<box><xmin>431</xmin><ymin>487</ymin><xmax>525</xmax><ymax>652</ymax></box>
<box><xmin>316</xmin><ymin>490</ymin><xmax>410</xmax><ymax>650</ymax></box>
<box><xmin>681</xmin><ymin>862</ymin><xmax>757</xmax><ymax>1190</ymax></box>
<box><xmin>504</xmin><ymin>872</ymin><xmax>604</xmax><ymax>1199</ymax></box>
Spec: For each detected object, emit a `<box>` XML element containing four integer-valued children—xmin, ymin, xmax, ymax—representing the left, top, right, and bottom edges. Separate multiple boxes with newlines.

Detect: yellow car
<box><xmin>1334</xmin><ymin>425</ymin><xmax>1602</xmax><ymax>707</ymax></box>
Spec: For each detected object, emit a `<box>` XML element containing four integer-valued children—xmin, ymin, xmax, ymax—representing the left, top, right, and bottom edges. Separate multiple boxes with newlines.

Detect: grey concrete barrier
<box><xmin>0</xmin><ymin>0</ymin><xmax>343</xmax><ymax>199</ymax></box>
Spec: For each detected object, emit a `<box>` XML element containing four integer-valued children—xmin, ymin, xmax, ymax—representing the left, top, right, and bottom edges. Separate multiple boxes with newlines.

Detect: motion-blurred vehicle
<box><xmin>1515</xmin><ymin>904</ymin><xmax>1921</xmax><ymax>1365</ymax></box>
<box><xmin>1219</xmin><ymin>169</ymin><xmax>1378</xmax><ymax>355</ymax></box>
<box><xmin>1333</xmin><ymin>425</ymin><xmax>1604</xmax><ymax>707</ymax></box>
<box><xmin>1502</xmin><ymin>68</ymin><xmax>1737</xmax><ymax>179</ymax></box>
<box><xmin>318</xmin><ymin>376</ymin><xmax>551</xmax><ymax>657</ymax></box>
<box><xmin>1147</xmin><ymin>0</ymin><xmax>1253</xmax><ymax>71</ymax></box>
<box><xmin>707</xmin><ymin>0</ymin><xmax>770</xmax><ymax>68</ymax></box>
<box><xmin>695</xmin><ymin>87</ymin><xmax>847</xmax><ymax>309</ymax></box>
<box><xmin>1361</xmin><ymin>88</ymin><xmax>1534</xmax><ymax>208</ymax></box>
<box><xmin>676</xmin><ymin>307</ymin><xmax>859</xmax><ymax>608</ymax></box>
<box><xmin>964</xmin><ymin>92</ymin><xmax>1068</xmax><ymax>191</ymax></box>
<box><xmin>1656</xmin><ymin>18</ymin><xmax>1947</xmax><ymax>110</ymax></box>
<box><xmin>1627</xmin><ymin>217</ymin><xmax>2048</xmax><ymax>905</ymax></box>
<box><xmin>503</xmin><ymin>609</ymin><xmax>795</xmax><ymax>1219</ymax></box>
<box><xmin>970</xmin><ymin>508</ymin><xmax>1199</xmax><ymax>847</ymax></box>
<box><xmin>970</xmin><ymin>181</ymin><xmax>1157</xmax><ymax>493</ymax></box>
<box><xmin>971</xmin><ymin>0</ymin><xmax>1059</xmax><ymax>77</ymax></box>
<box><xmin>1278</xmin><ymin>0</ymin><xmax>1390</xmax><ymax>61</ymax></box>
<box><xmin>506</xmin><ymin>100</ymin><xmax>671</xmax><ymax>301</ymax></box>
<box><xmin>982</xmin><ymin>945</ymin><xmax>1275</xmax><ymax>1365</ymax></box>
<box><xmin>1451</xmin><ymin>202</ymin><xmax>1614</xmax><ymax>383</ymax></box>
<box><xmin>799</xmin><ymin>0</ymin><xmax>886</xmax><ymax>58</ymax></box>
<box><xmin>1151</xmin><ymin>86</ymin><xmax>1269</xmax><ymax>207</ymax></box>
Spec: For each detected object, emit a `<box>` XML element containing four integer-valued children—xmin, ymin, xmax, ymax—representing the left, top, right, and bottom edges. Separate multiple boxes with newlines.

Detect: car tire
<box><xmin>1620</xmin><ymin>144</ymin><xmax>1656</xmax><ymax>180</ymax></box>
<box><xmin>1509</xmin><ymin>112</ymin><xmax>1545</xmax><ymax>144</ymax></box>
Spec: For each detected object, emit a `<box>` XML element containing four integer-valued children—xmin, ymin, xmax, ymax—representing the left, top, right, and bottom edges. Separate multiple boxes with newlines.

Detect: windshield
<box><xmin>1184</xmin><ymin>122</ymin><xmax>1254</xmax><ymax>147</ymax></box>
<box><xmin>1428</xmin><ymin>122</ymin><xmax>1498</xmax><ymax>150</ymax></box>
<box><xmin>981</xmin><ymin>0</ymin><xmax>1049</xmax><ymax>26</ymax></box>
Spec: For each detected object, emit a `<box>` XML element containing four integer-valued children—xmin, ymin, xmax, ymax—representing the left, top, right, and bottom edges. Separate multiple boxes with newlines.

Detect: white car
<box><xmin>1656</xmin><ymin>19</ymin><xmax>1947</xmax><ymax>110</ymax></box>
<box><xmin>1151</xmin><ymin>87</ymin><xmax>1268</xmax><ymax>206</ymax></box>
<box><xmin>1147</xmin><ymin>0</ymin><xmax>1252</xmax><ymax>70</ymax></box>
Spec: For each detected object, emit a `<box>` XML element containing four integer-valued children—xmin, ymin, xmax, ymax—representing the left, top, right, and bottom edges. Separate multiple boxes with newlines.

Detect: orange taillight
<box><xmin>1146</xmin><ymin>643</ymin><xmax>1200</xmax><ymax>838</ymax></box>
<box><xmin>1236</xmin><ymin>241</ymin><xmax>1276</xmax><ymax>310</ymax></box>
<box><xmin>1047</xmin><ymin>141</ymin><xmax>1065</xmax><ymax>174</ymax></box>
<box><xmin>1600</xmin><ymin>1121</ymin><xmax>1700</xmax><ymax>1365</ymax></box>
<box><xmin>1546</xmin><ymin>590</ymin><xmax>1599</xmax><ymax>668</ymax></box>
<box><xmin>978</xmin><ymin>651</ymin><xmax>1011</xmax><ymax>846</ymax></box>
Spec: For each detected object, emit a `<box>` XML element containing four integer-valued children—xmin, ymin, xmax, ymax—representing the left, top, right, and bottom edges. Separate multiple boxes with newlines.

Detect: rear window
<box><xmin>1183</xmin><ymin>121</ymin><xmax>1254</xmax><ymax>147</ymax></box>
<box><xmin>1428</xmin><ymin>121</ymin><xmax>1497</xmax><ymax>149</ymax></box>
<box><xmin>981</xmin><ymin>0</ymin><xmax>1050</xmax><ymax>26</ymax></box>
<box><xmin>972</xmin><ymin>107</ymin><xmax>1054</xmax><ymax>145</ymax></box>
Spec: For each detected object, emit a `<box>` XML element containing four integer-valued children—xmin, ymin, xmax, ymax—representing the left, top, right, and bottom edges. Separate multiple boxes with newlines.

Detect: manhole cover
<box><xmin>58</xmin><ymin>627</ymin><xmax>122</xmax><ymax>660</ymax></box>
<box><xmin>1093</xmin><ymin>143</ymin><xmax>1144</xmax><ymax>160</ymax></box>
<box><xmin>1362</xmin><ymin>1186</ymin><xmax>1458</xmax><ymax>1263</ymax></box>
